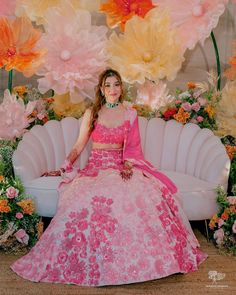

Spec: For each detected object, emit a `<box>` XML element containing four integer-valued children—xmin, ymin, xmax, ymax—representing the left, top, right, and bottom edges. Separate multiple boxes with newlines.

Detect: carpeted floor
<box><xmin>0</xmin><ymin>229</ymin><xmax>235</xmax><ymax>295</ymax></box>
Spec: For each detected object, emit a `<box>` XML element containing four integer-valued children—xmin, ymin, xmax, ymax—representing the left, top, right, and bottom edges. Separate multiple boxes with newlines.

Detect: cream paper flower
<box><xmin>215</xmin><ymin>80</ymin><xmax>236</xmax><ymax>138</ymax></box>
<box><xmin>107</xmin><ymin>7</ymin><xmax>184</xmax><ymax>84</ymax></box>
<box><xmin>15</xmin><ymin>0</ymin><xmax>102</xmax><ymax>25</ymax></box>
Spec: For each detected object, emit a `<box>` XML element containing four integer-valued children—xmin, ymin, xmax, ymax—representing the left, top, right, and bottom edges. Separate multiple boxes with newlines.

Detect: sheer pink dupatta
<box><xmin>123</xmin><ymin>107</ymin><xmax>177</xmax><ymax>194</ymax></box>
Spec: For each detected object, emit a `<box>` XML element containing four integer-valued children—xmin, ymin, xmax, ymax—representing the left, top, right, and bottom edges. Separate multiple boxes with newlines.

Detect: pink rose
<box><xmin>227</xmin><ymin>196</ymin><xmax>236</xmax><ymax>205</ymax></box>
<box><xmin>181</xmin><ymin>102</ymin><xmax>192</xmax><ymax>111</ymax></box>
<box><xmin>37</xmin><ymin>113</ymin><xmax>45</xmax><ymax>120</ymax></box>
<box><xmin>196</xmin><ymin>116</ymin><xmax>204</xmax><ymax>122</ymax></box>
<box><xmin>191</xmin><ymin>102</ymin><xmax>201</xmax><ymax>112</ymax></box>
<box><xmin>16</xmin><ymin>212</ymin><xmax>23</xmax><ymax>219</ymax></box>
<box><xmin>213</xmin><ymin>228</ymin><xmax>224</xmax><ymax>245</ymax></box>
<box><xmin>15</xmin><ymin>229</ymin><xmax>29</xmax><ymax>245</ymax></box>
<box><xmin>232</xmin><ymin>221</ymin><xmax>236</xmax><ymax>234</ymax></box>
<box><xmin>6</xmin><ymin>186</ymin><xmax>19</xmax><ymax>199</ymax></box>
<box><xmin>190</xmin><ymin>118</ymin><xmax>197</xmax><ymax>124</ymax></box>
<box><xmin>197</xmin><ymin>97</ymin><xmax>207</xmax><ymax>106</ymax></box>
<box><xmin>217</xmin><ymin>218</ymin><xmax>224</xmax><ymax>228</ymax></box>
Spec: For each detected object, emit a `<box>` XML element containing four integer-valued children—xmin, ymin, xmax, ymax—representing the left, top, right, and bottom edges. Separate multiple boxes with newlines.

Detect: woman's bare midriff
<box><xmin>92</xmin><ymin>142</ymin><xmax>123</xmax><ymax>150</ymax></box>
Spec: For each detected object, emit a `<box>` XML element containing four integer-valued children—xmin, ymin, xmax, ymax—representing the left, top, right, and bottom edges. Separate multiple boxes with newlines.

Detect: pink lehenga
<box><xmin>11</xmin><ymin>107</ymin><xmax>207</xmax><ymax>286</ymax></box>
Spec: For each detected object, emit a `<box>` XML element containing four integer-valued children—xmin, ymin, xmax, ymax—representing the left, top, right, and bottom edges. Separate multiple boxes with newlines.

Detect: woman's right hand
<box><xmin>42</xmin><ymin>170</ymin><xmax>62</xmax><ymax>177</ymax></box>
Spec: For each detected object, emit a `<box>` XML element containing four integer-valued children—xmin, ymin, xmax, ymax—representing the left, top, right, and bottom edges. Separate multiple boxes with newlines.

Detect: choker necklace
<box><xmin>105</xmin><ymin>101</ymin><xmax>119</xmax><ymax>109</ymax></box>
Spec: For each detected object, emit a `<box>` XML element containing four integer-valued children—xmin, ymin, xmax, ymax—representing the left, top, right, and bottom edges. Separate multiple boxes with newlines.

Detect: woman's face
<box><xmin>101</xmin><ymin>75</ymin><xmax>122</xmax><ymax>103</ymax></box>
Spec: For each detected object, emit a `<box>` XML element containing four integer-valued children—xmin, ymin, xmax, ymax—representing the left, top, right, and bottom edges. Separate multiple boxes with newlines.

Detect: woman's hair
<box><xmin>88</xmin><ymin>68</ymin><xmax>124</xmax><ymax>133</ymax></box>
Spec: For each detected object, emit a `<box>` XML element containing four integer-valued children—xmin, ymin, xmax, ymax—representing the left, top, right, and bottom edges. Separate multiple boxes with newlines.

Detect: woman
<box><xmin>11</xmin><ymin>68</ymin><xmax>207</xmax><ymax>286</ymax></box>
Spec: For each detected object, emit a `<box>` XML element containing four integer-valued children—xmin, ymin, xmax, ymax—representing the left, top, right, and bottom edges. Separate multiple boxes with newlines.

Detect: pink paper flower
<box><xmin>16</xmin><ymin>212</ymin><xmax>24</xmax><ymax>219</ymax></box>
<box><xmin>136</xmin><ymin>79</ymin><xmax>174</xmax><ymax>110</ymax></box>
<box><xmin>232</xmin><ymin>220</ymin><xmax>236</xmax><ymax>234</ymax></box>
<box><xmin>153</xmin><ymin>0</ymin><xmax>228</xmax><ymax>50</ymax></box>
<box><xmin>6</xmin><ymin>186</ymin><xmax>19</xmax><ymax>199</ymax></box>
<box><xmin>196</xmin><ymin>116</ymin><xmax>204</xmax><ymax>122</ymax></box>
<box><xmin>0</xmin><ymin>0</ymin><xmax>16</xmax><ymax>17</ymax></box>
<box><xmin>37</xmin><ymin>4</ymin><xmax>108</xmax><ymax>103</ymax></box>
<box><xmin>181</xmin><ymin>102</ymin><xmax>192</xmax><ymax>111</ymax></box>
<box><xmin>15</xmin><ymin>229</ymin><xmax>29</xmax><ymax>245</ymax></box>
<box><xmin>0</xmin><ymin>90</ymin><xmax>36</xmax><ymax>140</ymax></box>
<box><xmin>191</xmin><ymin>102</ymin><xmax>201</xmax><ymax>112</ymax></box>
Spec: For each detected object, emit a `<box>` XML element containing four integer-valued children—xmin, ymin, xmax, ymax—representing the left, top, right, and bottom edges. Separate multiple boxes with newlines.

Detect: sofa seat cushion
<box><xmin>25</xmin><ymin>176</ymin><xmax>61</xmax><ymax>217</ymax></box>
<box><xmin>164</xmin><ymin>171</ymin><xmax>218</xmax><ymax>220</ymax></box>
<box><xmin>25</xmin><ymin>171</ymin><xmax>219</xmax><ymax>220</ymax></box>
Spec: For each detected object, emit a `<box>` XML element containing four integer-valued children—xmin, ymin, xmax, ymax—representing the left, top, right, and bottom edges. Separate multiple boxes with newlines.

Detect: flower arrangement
<box><xmin>0</xmin><ymin>176</ymin><xmax>42</xmax><ymax>253</ymax></box>
<box><xmin>209</xmin><ymin>186</ymin><xmax>236</xmax><ymax>255</ymax></box>
<box><xmin>158</xmin><ymin>73</ymin><xmax>221</xmax><ymax>130</ymax></box>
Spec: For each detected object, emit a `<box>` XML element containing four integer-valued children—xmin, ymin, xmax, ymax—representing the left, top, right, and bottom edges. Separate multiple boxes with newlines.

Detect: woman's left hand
<box><xmin>120</xmin><ymin>166</ymin><xmax>133</xmax><ymax>181</ymax></box>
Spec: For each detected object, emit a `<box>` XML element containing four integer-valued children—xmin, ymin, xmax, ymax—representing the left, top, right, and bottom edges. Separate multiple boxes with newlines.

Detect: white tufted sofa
<box><xmin>13</xmin><ymin>117</ymin><xmax>230</xmax><ymax>222</ymax></box>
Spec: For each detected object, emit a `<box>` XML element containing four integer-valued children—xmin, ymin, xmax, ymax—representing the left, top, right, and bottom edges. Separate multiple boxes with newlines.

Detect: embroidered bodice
<box><xmin>90</xmin><ymin>120</ymin><xmax>129</xmax><ymax>145</ymax></box>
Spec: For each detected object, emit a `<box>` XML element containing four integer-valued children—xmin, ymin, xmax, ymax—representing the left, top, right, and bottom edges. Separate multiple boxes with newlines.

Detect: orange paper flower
<box><xmin>100</xmin><ymin>0</ymin><xmax>155</xmax><ymax>31</ymax></box>
<box><xmin>173</xmin><ymin>107</ymin><xmax>190</xmax><ymax>124</ymax></box>
<box><xmin>17</xmin><ymin>199</ymin><xmax>35</xmax><ymax>215</ymax></box>
<box><xmin>224</xmin><ymin>41</ymin><xmax>236</xmax><ymax>81</ymax></box>
<box><xmin>0</xmin><ymin>175</ymin><xmax>4</xmax><ymax>182</ymax></box>
<box><xmin>0</xmin><ymin>199</ymin><xmax>11</xmax><ymax>213</ymax></box>
<box><xmin>0</xmin><ymin>17</ymin><xmax>46</xmax><ymax>77</ymax></box>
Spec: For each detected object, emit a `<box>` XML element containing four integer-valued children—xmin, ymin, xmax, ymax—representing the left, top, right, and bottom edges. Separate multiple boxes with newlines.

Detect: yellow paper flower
<box><xmin>52</xmin><ymin>92</ymin><xmax>89</xmax><ymax>119</ymax></box>
<box><xmin>173</xmin><ymin>107</ymin><xmax>190</xmax><ymax>124</ymax></box>
<box><xmin>215</xmin><ymin>80</ymin><xmax>236</xmax><ymax>138</ymax></box>
<box><xmin>107</xmin><ymin>7</ymin><xmax>184</xmax><ymax>84</ymax></box>
<box><xmin>15</xmin><ymin>0</ymin><xmax>102</xmax><ymax>25</ymax></box>
<box><xmin>17</xmin><ymin>199</ymin><xmax>35</xmax><ymax>215</ymax></box>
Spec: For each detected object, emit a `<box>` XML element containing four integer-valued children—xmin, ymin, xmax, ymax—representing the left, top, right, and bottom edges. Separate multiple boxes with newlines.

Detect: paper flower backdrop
<box><xmin>153</xmin><ymin>0</ymin><xmax>227</xmax><ymax>50</ymax></box>
<box><xmin>0</xmin><ymin>17</ymin><xmax>46</xmax><ymax>77</ymax></box>
<box><xmin>107</xmin><ymin>7</ymin><xmax>184</xmax><ymax>84</ymax></box>
<box><xmin>136</xmin><ymin>80</ymin><xmax>173</xmax><ymax>110</ymax></box>
<box><xmin>100</xmin><ymin>0</ymin><xmax>155</xmax><ymax>31</ymax></box>
<box><xmin>0</xmin><ymin>90</ymin><xmax>36</xmax><ymax>140</ymax></box>
<box><xmin>36</xmin><ymin>4</ymin><xmax>108</xmax><ymax>102</ymax></box>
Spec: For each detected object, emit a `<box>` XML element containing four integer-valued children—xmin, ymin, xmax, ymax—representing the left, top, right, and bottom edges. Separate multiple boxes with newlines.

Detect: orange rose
<box><xmin>0</xmin><ymin>199</ymin><xmax>11</xmax><ymax>213</ymax></box>
<box><xmin>221</xmin><ymin>209</ymin><xmax>229</xmax><ymax>221</ymax></box>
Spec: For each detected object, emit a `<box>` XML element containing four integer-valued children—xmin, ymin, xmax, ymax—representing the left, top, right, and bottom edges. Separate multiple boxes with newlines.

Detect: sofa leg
<box><xmin>204</xmin><ymin>219</ymin><xmax>210</xmax><ymax>242</ymax></box>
